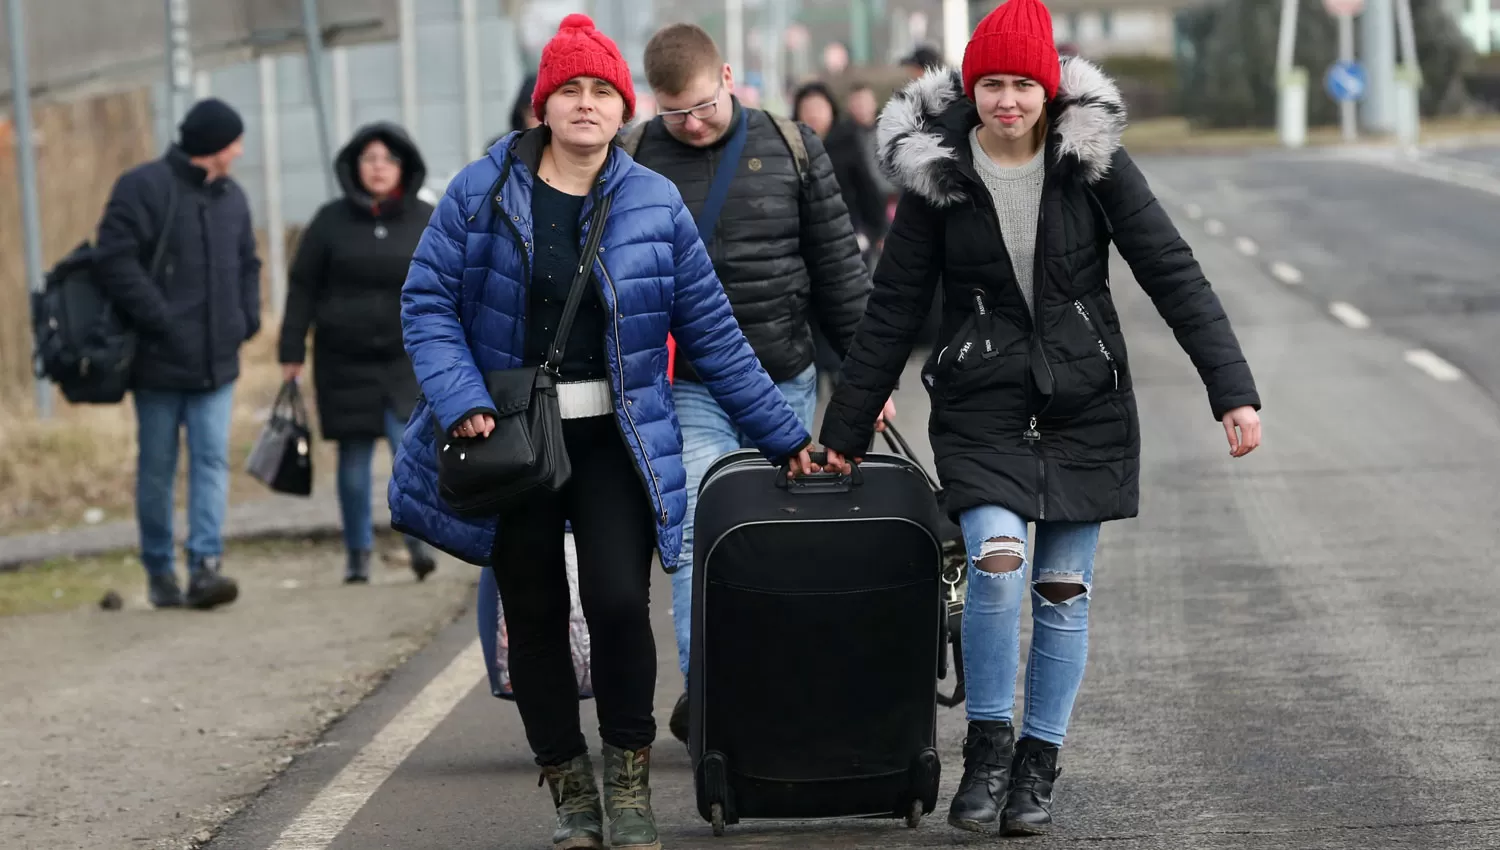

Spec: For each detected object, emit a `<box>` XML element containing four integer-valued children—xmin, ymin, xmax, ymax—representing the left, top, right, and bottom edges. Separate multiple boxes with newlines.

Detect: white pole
<box><xmin>194</xmin><ymin>70</ymin><xmax>212</xmax><ymax>99</ymax></box>
<box><xmin>461</xmin><ymin>0</ymin><xmax>483</xmax><ymax>161</ymax></box>
<box><xmin>331</xmin><ymin>46</ymin><xmax>352</xmax><ymax>145</ymax></box>
<box><xmin>260</xmin><ymin>56</ymin><xmax>289</xmax><ymax>319</ymax></box>
<box><xmin>1275</xmin><ymin>0</ymin><xmax>1306</xmax><ymax>148</ymax></box>
<box><xmin>942</xmin><ymin>0</ymin><xmax>967</xmax><ymax>67</ymax></box>
<box><xmin>1473</xmin><ymin>0</ymin><xmax>1492</xmax><ymax>55</ymax></box>
<box><xmin>1338</xmin><ymin>12</ymin><xmax>1358</xmax><ymax>141</ymax></box>
<box><xmin>399</xmin><ymin>0</ymin><xmax>419</xmax><ymax>135</ymax></box>
<box><xmin>1393</xmin><ymin>0</ymin><xmax>1421</xmax><ymax>147</ymax></box>
<box><xmin>727</xmin><ymin>0</ymin><xmax>745</xmax><ymax>80</ymax></box>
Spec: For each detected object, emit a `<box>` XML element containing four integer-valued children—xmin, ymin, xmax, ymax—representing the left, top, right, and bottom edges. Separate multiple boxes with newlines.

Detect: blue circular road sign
<box><xmin>1325</xmin><ymin>60</ymin><xmax>1367</xmax><ymax>102</ymax></box>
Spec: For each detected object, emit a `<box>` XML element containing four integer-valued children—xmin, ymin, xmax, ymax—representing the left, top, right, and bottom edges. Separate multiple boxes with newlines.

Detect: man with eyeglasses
<box><xmin>626</xmin><ymin>22</ymin><xmax>891</xmax><ymax>746</ymax></box>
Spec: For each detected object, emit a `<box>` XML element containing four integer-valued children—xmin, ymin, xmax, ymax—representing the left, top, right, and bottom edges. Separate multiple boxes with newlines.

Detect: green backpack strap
<box><xmin>767</xmin><ymin>112</ymin><xmax>811</xmax><ymax>190</ymax></box>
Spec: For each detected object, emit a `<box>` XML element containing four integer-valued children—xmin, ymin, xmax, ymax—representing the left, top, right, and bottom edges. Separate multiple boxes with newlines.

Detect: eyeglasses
<box><xmin>359</xmin><ymin>153</ymin><xmax>401</xmax><ymax>167</ymax></box>
<box><xmin>658</xmin><ymin>84</ymin><xmax>723</xmax><ymax>125</ymax></box>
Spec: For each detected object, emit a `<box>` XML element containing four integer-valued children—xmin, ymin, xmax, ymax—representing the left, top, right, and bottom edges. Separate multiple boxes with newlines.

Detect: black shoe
<box><xmin>185</xmin><ymin>557</ymin><xmax>239</xmax><ymax>610</ymax></box>
<box><xmin>345</xmin><ymin>550</ymin><xmax>371</xmax><ymax>584</ymax></box>
<box><xmin>1001</xmin><ymin>737</ymin><xmax>1061</xmax><ymax>836</ymax></box>
<box><xmin>668</xmin><ymin>691</ymin><xmax>690</xmax><ymax>744</ymax></box>
<box><xmin>406</xmin><ymin>540</ymin><xmax>437</xmax><ymax>582</ymax></box>
<box><xmin>946</xmin><ymin>720</ymin><xmax>1014</xmax><ymax>833</ymax></box>
<box><xmin>147</xmin><ymin>572</ymin><xmax>184</xmax><ymax>608</ymax></box>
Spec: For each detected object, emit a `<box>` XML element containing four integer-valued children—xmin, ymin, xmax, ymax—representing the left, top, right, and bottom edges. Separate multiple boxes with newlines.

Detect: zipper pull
<box><xmin>1024</xmin><ymin>416</ymin><xmax>1040</xmax><ymax>442</ymax></box>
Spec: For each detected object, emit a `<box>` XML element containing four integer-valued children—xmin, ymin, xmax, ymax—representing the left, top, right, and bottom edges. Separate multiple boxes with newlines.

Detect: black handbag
<box><xmin>246</xmin><ymin>380</ymin><xmax>314</xmax><ymax>497</ymax></box>
<box><xmin>435</xmin><ymin>192</ymin><xmax>614</xmax><ymax>518</ymax></box>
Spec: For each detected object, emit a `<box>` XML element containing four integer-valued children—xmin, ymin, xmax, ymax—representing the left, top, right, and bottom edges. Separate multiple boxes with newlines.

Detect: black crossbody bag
<box><xmin>434</xmin><ymin>192</ymin><xmax>614</xmax><ymax>517</ymax></box>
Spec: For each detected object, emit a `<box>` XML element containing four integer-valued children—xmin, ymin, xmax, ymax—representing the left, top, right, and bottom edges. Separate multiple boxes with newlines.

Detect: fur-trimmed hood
<box><xmin>876</xmin><ymin>57</ymin><xmax>1126</xmax><ymax>207</ymax></box>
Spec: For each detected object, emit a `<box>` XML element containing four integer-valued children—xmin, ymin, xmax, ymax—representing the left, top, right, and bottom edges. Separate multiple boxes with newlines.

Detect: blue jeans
<box><xmin>669</xmin><ymin>364</ymin><xmax>819</xmax><ymax>682</ymax></box>
<box><xmin>960</xmin><ymin>504</ymin><xmax>1101</xmax><ymax>746</ymax></box>
<box><xmin>338</xmin><ymin>408</ymin><xmax>418</xmax><ymax>554</ymax></box>
<box><xmin>133</xmin><ymin>383</ymin><xmax>236</xmax><ymax>577</ymax></box>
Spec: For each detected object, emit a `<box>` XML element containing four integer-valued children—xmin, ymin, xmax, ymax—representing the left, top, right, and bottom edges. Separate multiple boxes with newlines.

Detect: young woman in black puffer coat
<box><xmin>820</xmin><ymin>0</ymin><xmax>1263</xmax><ymax>836</ymax></box>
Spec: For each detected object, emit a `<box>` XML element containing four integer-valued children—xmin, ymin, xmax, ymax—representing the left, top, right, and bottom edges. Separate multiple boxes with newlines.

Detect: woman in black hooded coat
<box><xmin>278</xmin><ymin>122</ymin><xmax>438</xmax><ymax>584</ymax></box>
<box><xmin>820</xmin><ymin>4</ymin><xmax>1263</xmax><ymax>834</ymax></box>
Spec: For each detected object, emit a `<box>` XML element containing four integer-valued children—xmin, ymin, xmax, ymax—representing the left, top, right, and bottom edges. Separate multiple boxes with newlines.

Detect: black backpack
<box><xmin>32</xmin><ymin>187</ymin><xmax>177</xmax><ymax>404</ymax></box>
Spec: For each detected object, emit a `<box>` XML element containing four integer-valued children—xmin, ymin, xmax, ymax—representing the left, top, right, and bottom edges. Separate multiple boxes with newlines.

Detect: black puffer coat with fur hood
<box><xmin>820</xmin><ymin>58</ymin><xmax>1260</xmax><ymax>523</ymax></box>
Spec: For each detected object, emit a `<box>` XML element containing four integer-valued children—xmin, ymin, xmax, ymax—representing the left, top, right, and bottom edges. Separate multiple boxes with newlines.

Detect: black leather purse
<box><xmin>434</xmin><ymin>192</ymin><xmax>614</xmax><ymax>518</ymax></box>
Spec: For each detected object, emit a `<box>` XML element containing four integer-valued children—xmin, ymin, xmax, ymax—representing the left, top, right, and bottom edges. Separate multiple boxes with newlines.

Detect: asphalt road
<box><xmin>209</xmin><ymin>150</ymin><xmax>1500</xmax><ymax>850</ymax></box>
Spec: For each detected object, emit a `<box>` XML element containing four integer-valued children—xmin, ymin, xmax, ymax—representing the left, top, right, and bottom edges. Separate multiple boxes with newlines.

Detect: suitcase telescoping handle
<box><xmin>775</xmin><ymin>449</ymin><xmax>863</xmax><ymax>493</ymax></box>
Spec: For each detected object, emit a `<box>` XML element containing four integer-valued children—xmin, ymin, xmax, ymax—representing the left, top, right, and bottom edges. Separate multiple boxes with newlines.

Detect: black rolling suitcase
<box><xmin>688</xmin><ymin>448</ymin><xmax>947</xmax><ymax>836</ymax></box>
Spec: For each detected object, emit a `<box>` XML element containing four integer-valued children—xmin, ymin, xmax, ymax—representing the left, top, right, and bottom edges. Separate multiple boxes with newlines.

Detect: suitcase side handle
<box><xmin>775</xmin><ymin>450</ymin><xmax>863</xmax><ymax>493</ymax></box>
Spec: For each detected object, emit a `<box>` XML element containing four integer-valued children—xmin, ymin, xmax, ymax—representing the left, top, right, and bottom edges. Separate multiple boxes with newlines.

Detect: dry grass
<box><xmin>0</xmin><ymin>87</ymin><xmax>338</xmax><ymax>535</ymax></box>
<box><xmin>1123</xmin><ymin>113</ymin><xmax>1500</xmax><ymax>153</ymax></box>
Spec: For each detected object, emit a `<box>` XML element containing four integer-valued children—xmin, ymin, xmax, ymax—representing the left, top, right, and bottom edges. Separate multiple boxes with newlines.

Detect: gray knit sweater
<box><xmin>969</xmin><ymin>128</ymin><xmax>1045</xmax><ymax>312</ymax></box>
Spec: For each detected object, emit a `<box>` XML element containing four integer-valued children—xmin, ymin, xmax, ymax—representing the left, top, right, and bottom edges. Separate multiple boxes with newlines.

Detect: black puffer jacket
<box><xmin>821</xmin><ymin>60</ymin><xmax>1260</xmax><ymax>523</ymax></box>
<box><xmin>628</xmin><ymin>99</ymin><xmax>871</xmax><ymax>383</ymax></box>
<box><xmin>278</xmin><ymin>123</ymin><xmax>432</xmax><ymax>440</ymax></box>
<box><xmin>94</xmin><ymin>146</ymin><xmax>262</xmax><ymax>392</ymax></box>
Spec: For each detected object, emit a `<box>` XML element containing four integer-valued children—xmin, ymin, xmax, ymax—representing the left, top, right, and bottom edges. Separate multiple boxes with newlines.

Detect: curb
<box><xmin>0</xmin><ymin>478</ymin><xmax>392</xmax><ymax>571</ymax></box>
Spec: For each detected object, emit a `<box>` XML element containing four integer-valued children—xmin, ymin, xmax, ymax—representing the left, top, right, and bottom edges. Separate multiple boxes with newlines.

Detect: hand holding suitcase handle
<box><xmin>776</xmin><ymin>449</ymin><xmax>863</xmax><ymax>492</ymax></box>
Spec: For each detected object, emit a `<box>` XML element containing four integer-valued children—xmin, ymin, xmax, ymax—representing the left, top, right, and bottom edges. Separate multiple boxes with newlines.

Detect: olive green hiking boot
<box><xmin>603</xmin><ymin>744</ymin><xmax>662</xmax><ymax>850</ymax></box>
<box><xmin>538</xmin><ymin>753</ymin><xmax>604</xmax><ymax>849</ymax></box>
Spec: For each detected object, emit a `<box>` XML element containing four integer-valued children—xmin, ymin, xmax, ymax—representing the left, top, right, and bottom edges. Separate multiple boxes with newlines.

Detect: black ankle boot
<box><xmin>344</xmin><ymin>550</ymin><xmax>371</xmax><ymax>584</ymax></box>
<box><xmin>1001</xmin><ymin>737</ymin><xmax>1061</xmax><ymax>836</ymax></box>
<box><xmin>946</xmin><ymin>720</ymin><xmax>1014</xmax><ymax>833</ymax></box>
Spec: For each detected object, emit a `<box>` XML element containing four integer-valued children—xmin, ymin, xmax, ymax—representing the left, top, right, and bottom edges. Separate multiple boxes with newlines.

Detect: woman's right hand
<box><xmin>454</xmin><ymin>414</ymin><xmax>496</xmax><ymax>439</ymax></box>
<box><xmin>823</xmin><ymin>448</ymin><xmax>858</xmax><ymax>476</ymax></box>
<box><xmin>281</xmin><ymin>363</ymin><xmax>303</xmax><ymax>383</ymax></box>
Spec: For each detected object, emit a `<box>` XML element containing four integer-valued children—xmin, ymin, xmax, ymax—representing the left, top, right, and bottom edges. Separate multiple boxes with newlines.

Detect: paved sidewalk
<box><xmin>0</xmin><ymin>477</ymin><xmax>391</xmax><ymax>570</ymax></box>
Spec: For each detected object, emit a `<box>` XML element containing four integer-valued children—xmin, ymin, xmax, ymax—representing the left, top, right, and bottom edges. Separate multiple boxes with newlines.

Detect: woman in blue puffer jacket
<box><xmin>388</xmin><ymin>15</ymin><xmax>813</xmax><ymax>850</ymax></box>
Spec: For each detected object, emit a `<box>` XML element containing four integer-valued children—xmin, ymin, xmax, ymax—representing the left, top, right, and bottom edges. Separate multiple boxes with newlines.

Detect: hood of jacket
<box><xmin>336</xmin><ymin>122</ymin><xmax>428</xmax><ymax>214</ymax></box>
<box><xmin>876</xmin><ymin>56</ymin><xmax>1126</xmax><ymax>207</ymax></box>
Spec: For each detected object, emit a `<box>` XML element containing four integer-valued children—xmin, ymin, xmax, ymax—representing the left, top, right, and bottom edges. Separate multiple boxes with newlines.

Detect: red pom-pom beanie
<box><xmin>961</xmin><ymin>0</ymin><xmax>1061</xmax><ymax>100</ymax></box>
<box><xmin>531</xmin><ymin>14</ymin><xmax>637</xmax><ymax>121</ymax></box>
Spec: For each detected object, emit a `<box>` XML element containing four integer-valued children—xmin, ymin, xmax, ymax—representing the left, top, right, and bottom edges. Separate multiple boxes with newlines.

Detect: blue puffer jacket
<box><xmin>388</xmin><ymin>129</ymin><xmax>812</xmax><ymax>569</ymax></box>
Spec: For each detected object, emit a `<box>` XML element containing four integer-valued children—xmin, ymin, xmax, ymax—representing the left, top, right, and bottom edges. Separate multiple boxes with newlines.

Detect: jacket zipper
<box><xmin>597</xmin><ymin>258</ymin><xmax>668</xmax><ymax>527</ymax></box>
<box><xmin>1072</xmin><ymin>299</ymin><xmax>1119</xmax><ymax>390</ymax></box>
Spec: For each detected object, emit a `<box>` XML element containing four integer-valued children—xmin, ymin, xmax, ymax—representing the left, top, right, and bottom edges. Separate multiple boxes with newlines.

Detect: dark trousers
<box><xmin>490</xmin><ymin>415</ymin><xmax>658</xmax><ymax>765</ymax></box>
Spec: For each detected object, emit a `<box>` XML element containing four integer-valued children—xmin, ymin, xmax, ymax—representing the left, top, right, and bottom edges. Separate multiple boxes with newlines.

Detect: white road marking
<box><xmin>1234</xmin><ymin>237</ymin><xmax>1259</xmax><ymax>256</ymax></box>
<box><xmin>1184</xmin><ymin>202</ymin><xmax>1203</xmax><ymax>219</ymax></box>
<box><xmin>267</xmin><ymin>638</ymin><xmax>485</xmax><ymax>850</ymax></box>
<box><xmin>1338</xmin><ymin>148</ymin><xmax>1500</xmax><ymax>200</ymax></box>
<box><xmin>1328</xmin><ymin>301</ymin><xmax>1371</xmax><ymax>329</ymax></box>
<box><xmin>1270</xmin><ymin>262</ymin><xmax>1304</xmax><ymax>285</ymax></box>
<box><xmin>1404</xmin><ymin>349</ymin><xmax>1463</xmax><ymax>382</ymax></box>
<box><xmin>1204</xmin><ymin>218</ymin><xmax>1225</xmax><ymax>236</ymax></box>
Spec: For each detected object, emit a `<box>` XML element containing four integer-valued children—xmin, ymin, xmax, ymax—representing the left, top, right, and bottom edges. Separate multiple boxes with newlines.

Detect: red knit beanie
<box><xmin>531</xmin><ymin>14</ymin><xmax>637</xmax><ymax>122</ymax></box>
<box><xmin>962</xmin><ymin>0</ymin><xmax>1061</xmax><ymax>101</ymax></box>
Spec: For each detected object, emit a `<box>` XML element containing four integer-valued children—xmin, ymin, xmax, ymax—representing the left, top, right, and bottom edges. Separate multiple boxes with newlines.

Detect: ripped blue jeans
<box><xmin>960</xmin><ymin>505</ymin><xmax>1100</xmax><ymax>746</ymax></box>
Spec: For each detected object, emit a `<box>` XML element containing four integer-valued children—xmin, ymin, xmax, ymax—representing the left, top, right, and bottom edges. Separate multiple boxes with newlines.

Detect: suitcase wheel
<box><xmin>905</xmin><ymin>798</ymin><xmax>923</xmax><ymax>828</ymax></box>
<box><xmin>710</xmin><ymin>802</ymin><xmax>726</xmax><ymax>837</ymax></box>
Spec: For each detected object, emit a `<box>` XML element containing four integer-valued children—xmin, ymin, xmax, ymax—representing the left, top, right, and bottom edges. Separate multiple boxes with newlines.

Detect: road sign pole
<box><xmin>1338</xmin><ymin>12</ymin><xmax>1357</xmax><ymax>141</ymax></box>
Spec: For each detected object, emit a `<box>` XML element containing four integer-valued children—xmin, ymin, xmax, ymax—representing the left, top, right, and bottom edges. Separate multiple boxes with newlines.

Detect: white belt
<box><xmin>556</xmin><ymin>379</ymin><xmax>613</xmax><ymax>419</ymax></box>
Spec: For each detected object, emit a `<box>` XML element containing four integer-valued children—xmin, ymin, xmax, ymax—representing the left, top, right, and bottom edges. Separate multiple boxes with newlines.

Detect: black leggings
<box><xmin>490</xmin><ymin>415</ymin><xmax>658</xmax><ymax>766</ymax></box>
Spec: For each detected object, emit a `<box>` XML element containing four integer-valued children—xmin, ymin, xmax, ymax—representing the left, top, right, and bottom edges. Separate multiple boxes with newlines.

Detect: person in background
<box><xmin>95</xmin><ymin>97</ymin><xmax>259</xmax><ymax>611</ymax></box>
<box><xmin>821</xmin><ymin>0</ymin><xmax>1262</xmax><ymax>835</ymax></box>
<box><xmin>389</xmin><ymin>15</ymin><xmax>816</xmax><ymax>850</ymax></box>
<box><xmin>845</xmin><ymin>82</ymin><xmax>895</xmax><ymax>200</ymax></box>
<box><xmin>630</xmin><ymin>22</ymin><xmax>891</xmax><ymax>745</ymax></box>
<box><xmin>899</xmin><ymin>44</ymin><xmax>942</xmax><ymax>79</ymax></box>
<box><xmin>278</xmin><ymin>123</ymin><xmax>439</xmax><ymax>584</ymax></box>
<box><xmin>510</xmin><ymin>72</ymin><xmax>541</xmax><ymax>134</ymax></box>
<box><xmin>791</xmin><ymin>81</ymin><xmax>887</xmax><ymax>248</ymax></box>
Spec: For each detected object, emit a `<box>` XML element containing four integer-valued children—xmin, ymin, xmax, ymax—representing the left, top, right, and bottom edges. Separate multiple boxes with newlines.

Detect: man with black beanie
<box><xmin>94</xmin><ymin>96</ymin><xmax>261</xmax><ymax>611</ymax></box>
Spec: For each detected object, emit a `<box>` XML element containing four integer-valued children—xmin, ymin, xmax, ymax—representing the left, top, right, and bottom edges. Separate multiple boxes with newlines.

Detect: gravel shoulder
<box><xmin>0</xmin><ymin>534</ymin><xmax>478</xmax><ymax>850</ymax></box>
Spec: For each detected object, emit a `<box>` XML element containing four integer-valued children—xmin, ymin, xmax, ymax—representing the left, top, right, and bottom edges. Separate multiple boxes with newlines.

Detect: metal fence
<box><xmin>0</xmin><ymin>0</ymin><xmax>397</xmax><ymax>102</ymax></box>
